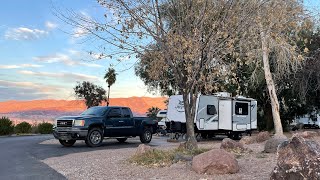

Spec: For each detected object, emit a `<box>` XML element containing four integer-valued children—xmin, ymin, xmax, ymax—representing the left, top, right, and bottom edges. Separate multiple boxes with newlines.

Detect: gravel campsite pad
<box><xmin>41</xmin><ymin>134</ymin><xmax>320</xmax><ymax>180</ymax></box>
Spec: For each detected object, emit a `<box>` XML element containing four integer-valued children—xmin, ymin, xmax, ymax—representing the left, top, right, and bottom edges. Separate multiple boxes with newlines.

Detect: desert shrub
<box><xmin>31</xmin><ymin>124</ymin><xmax>39</xmax><ymax>134</ymax></box>
<box><xmin>0</xmin><ymin>117</ymin><xmax>14</xmax><ymax>135</ymax></box>
<box><xmin>129</xmin><ymin>147</ymin><xmax>210</xmax><ymax>167</ymax></box>
<box><xmin>15</xmin><ymin>122</ymin><xmax>32</xmax><ymax>134</ymax></box>
<box><xmin>38</xmin><ymin>122</ymin><xmax>53</xmax><ymax>134</ymax></box>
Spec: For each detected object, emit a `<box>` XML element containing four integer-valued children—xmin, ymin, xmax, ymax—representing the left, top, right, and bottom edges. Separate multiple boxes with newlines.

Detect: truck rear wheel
<box><xmin>85</xmin><ymin>128</ymin><xmax>103</xmax><ymax>147</ymax></box>
<box><xmin>117</xmin><ymin>138</ymin><xmax>127</xmax><ymax>143</ymax></box>
<box><xmin>140</xmin><ymin>128</ymin><xmax>152</xmax><ymax>143</ymax></box>
<box><xmin>59</xmin><ymin>140</ymin><xmax>76</xmax><ymax>147</ymax></box>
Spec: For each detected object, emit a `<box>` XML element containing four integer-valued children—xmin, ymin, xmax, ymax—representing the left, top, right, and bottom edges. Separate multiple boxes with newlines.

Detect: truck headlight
<box><xmin>74</xmin><ymin>120</ymin><xmax>85</xmax><ymax>126</ymax></box>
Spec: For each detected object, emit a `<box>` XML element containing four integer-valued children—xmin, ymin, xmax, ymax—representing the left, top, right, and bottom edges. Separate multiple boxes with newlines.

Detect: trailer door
<box><xmin>218</xmin><ymin>100</ymin><xmax>232</xmax><ymax>130</ymax></box>
<box><xmin>233</xmin><ymin>101</ymin><xmax>251</xmax><ymax>131</ymax></box>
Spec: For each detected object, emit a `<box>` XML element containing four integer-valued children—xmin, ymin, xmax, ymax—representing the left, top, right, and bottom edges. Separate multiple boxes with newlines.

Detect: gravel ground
<box><xmin>41</xmin><ymin>133</ymin><xmax>320</xmax><ymax>180</ymax></box>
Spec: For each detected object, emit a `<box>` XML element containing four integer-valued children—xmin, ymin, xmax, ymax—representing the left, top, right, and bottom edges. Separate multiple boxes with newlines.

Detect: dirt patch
<box><xmin>41</xmin><ymin>134</ymin><xmax>320</xmax><ymax>180</ymax></box>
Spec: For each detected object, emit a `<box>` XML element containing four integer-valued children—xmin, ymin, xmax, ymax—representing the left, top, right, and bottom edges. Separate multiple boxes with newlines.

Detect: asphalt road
<box><xmin>0</xmin><ymin>135</ymin><xmax>175</xmax><ymax>180</ymax></box>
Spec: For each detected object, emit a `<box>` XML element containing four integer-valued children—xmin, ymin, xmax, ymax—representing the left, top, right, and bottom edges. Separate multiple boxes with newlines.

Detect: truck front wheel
<box><xmin>140</xmin><ymin>128</ymin><xmax>152</xmax><ymax>143</ymax></box>
<box><xmin>59</xmin><ymin>140</ymin><xmax>76</xmax><ymax>147</ymax></box>
<box><xmin>85</xmin><ymin>128</ymin><xmax>103</xmax><ymax>147</ymax></box>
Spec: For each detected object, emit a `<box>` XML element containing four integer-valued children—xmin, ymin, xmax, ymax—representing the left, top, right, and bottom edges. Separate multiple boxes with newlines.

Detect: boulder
<box><xmin>270</xmin><ymin>135</ymin><xmax>320</xmax><ymax>180</ymax></box>
<box><xmin>220</xmin><ymin>138</ymin><xmax>245</xmax><ymax>152</ymax></box>
<box><xmin>135</xmin><ymin>144</ymin><xmax>153</xmax><ymax>156</ymax></box>
<box><xmin>192</xmin><ymin>149</ymin><xmax>239</xmax><ymax>175</ymax></box>
<box><xmin>295</xmin><ymin>131</ymin><xmax>317</xmax><ymax>139</ymax></box>
<box><xmin>239</xmin><ymin>136</ymin><xmax>256</xmax><ymax>145</ymax></box>
<box><xmin>264</xmin><ymin>137</ymin><xmax>288</xmax><ymax>153</ymax></box>
<box><xmin>256</xmin><ymin>131</ymin><xmax>270</xmax><ymax>142</ymax></box>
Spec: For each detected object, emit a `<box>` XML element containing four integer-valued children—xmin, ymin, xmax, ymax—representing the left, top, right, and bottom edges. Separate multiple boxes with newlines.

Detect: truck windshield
<box><xmin>81</xmin><ymin>106</ymin><xmax>108</xmax><ymax>116</ymax></box>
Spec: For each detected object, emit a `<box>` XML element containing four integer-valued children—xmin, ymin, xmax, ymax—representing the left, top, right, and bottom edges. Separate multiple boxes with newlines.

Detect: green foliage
<box><xmin>129</xmin><ymin>147</ymin><xmax>210</xmax><ymax>167</ymax></box>
<box><xmin>104</xmin><ymin>67</ymin><xmax>117</xmax><ymax>106</ymax></box>
<box><xmin>0</xmin><ymin>117</ymin><xmax>14</xmax><ymax>135</ymax></box>
<box><xmin>104</xmin><ymin>67</ymin><xmax>117</xmax><ymax>87</ymax></box>
<box><xmin>38</xmin><ymin>122</ymin><xmax>53</xmax><ymax>134</ymax></box>
<box><xmin>15</xmin><ymin>122</ymin><xmax>32</xmax><ymax>134</ymax></box>
<box><xmin>146</xmin><ymin>106</ymin><xmax>160</xmax><ymax>119</ymax></box>
<box><xmin>74</xmin><ymin>81</ymin><xmax>107</xmax><ymax>108</ymax></box>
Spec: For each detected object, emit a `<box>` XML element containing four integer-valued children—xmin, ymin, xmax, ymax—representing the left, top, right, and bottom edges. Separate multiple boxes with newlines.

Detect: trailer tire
<box><xmin>140</xmin><ymin>128</ymin><xmax>152</xmax><ymax>143</ymax></box>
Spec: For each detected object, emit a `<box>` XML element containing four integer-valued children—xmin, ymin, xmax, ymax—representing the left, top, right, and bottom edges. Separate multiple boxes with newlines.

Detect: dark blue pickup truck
<box><xmin>53</xmin><ymin>106</ymin><xmax>157</xmax><ymax>147</ymax></box>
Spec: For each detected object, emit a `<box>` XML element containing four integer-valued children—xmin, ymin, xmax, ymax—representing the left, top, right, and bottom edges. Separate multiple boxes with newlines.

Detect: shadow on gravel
<box><xmin>32</xmin><ymin>137</ymin><xmax>169</xmax><ymax>160</ymax></box>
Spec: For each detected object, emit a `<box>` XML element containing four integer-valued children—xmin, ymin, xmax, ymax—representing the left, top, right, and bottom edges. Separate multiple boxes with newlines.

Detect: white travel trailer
<box><xmin>291</xmin><ymin>113</ymin><xmax>320</xmax><ymax>129</ymax></box>
<box><xmin>166</xmin><ymin>93</ymin><xmax>257</xmax><ymax>139</ymax></box>
<box><xmin>156</xmin><ymin>110</ymin><xmax>168</xmax><ymax>129</ymax></box>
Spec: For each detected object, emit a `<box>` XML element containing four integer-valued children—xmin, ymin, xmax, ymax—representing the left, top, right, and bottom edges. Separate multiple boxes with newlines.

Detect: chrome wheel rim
<box><xmin>145</xmin><ymin>131</ymin><xmax>151</xmax><ymax>141</ymax></box>
<box><xmin>90</xmin><ymin>131</ymin><xmax>102</xmax><ymax>144</ymax></box>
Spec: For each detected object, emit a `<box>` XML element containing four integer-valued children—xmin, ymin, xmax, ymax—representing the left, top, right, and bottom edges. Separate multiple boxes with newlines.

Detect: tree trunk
<box><xmin>182</xmin><ymin>93</ymin><xmax>198</xmax><ymax>150</ymax></box>
<box><xmin>260</xmin><ymin>28</ymin><xmax>284</xmax><ymax>137</ymax></box>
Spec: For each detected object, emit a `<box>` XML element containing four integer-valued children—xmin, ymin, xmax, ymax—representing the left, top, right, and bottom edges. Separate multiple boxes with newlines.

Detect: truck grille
<box><xmin>57</xmin><ymin>120</ymin><xmax>73</xmax><ymax>127</ymax></box>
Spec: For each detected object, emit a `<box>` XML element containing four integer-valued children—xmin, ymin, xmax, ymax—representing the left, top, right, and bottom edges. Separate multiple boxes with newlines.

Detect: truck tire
<box><xmin>59</xmin><ymin>140</ymin><xmax>76</xmax><ymax>147</ymax></box>
<box><xmin>117</xmin><ymin>138</ymin><xmax>127</xmax><ymax>143</ymax></box>
<box><xmin>140</xmin><ymin>128</ymin><xmax>152</xmax><ymax>143</ymax></box>
<box><xmin>85</xmin><ymin>128</ymin><xmax>103</xmax><ymax>147</ymax></box>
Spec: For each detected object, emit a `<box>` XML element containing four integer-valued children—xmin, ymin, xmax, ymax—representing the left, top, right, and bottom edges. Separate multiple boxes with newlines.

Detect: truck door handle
<box><xmin>119</xmin><ymin>121</ymin><xmax>124</xmax><ymax>123</ymax></box>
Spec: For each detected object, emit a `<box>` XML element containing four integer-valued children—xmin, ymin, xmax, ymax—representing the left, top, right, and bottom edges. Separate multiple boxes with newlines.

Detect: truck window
<box><xmin>235</xmin><ymin>102</ymin><xmax>248</xmax><ymax>115</ymax></box>
<box><xmin>108</xmin><ymin>108</ymin><xmax>122</xmax><ymax>118</ymax></box>
<box><xmin>207</xmin><ymin>105</ymin><xmax>217</xmax><ymax>115</ymax></box>
<box><xmin>122</xmin><ymin>108</ymin><xmax>131</xmax><ymax>118</ymax></box>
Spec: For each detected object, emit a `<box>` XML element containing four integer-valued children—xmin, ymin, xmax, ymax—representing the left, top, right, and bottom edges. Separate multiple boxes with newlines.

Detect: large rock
<box><xmin>270</xmin><ymin>135</ymin><xmax>320</xmax><ymax>180</ymax></box>
<box><xmin>295</xmin><ymin>131</ymin><xmax>318</xmax><ymax>139</ymax></box>
<box><xmin>239</xmin><ymin>136</ymin><xmax>256</xmax><ymax>145</ymax></box>
<box><xmin>135</xmin><ymin>144</ymin><xmax>153</xmax><ymax>155</ymax></box>
<box><xmin>220</xmin><ymin>138</ymin><xmax>245</xmax><ymax>152</ymax></box>
<box><xmin>264</xmin><ymin>137</ymin><xmax>288</xmax><ymax>153</ymax></box>
<box><xmin>256</xmin><ymin>131</ymin><xmax>270</xmax><ymax>142</ymax></box>
<box><xmin>192</xmin><ymin>149</ymin><xmax>239</xmax><ymax>175</ymax></box>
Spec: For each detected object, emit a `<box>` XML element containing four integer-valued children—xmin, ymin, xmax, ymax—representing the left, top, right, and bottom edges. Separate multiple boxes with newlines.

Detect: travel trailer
<box><xmin>156</xmin><ymin>110</ymin><xmax>168</xmax><ymax>129</ymax></box>
<box><xmin>291</xmin><ymin>113</ymin><xmax>320</xmax><ymax>129</ymax></box>
<box><xmin>166</xmin><ymin>92</ymin><xmax>257</xmax><ymax>139</ymax></box>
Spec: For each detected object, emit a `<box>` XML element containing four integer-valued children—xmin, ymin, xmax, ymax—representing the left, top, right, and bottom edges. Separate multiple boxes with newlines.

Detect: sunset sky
<box><xmin>0</xmin><ymin>0</ymin><xmax>319</xmax><ymax>102</ymax></box>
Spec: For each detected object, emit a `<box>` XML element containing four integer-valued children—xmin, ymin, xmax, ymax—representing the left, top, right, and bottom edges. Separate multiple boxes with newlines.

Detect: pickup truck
<box><xmin>53</xmin><ymin>106</ymin><xmax>157</xmax><ymax>147</ymax></box>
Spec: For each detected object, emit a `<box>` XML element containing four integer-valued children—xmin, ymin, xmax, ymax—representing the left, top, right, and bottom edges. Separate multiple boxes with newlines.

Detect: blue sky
<box><xmin>0</xmin><ymin>0</ymin><xmax>319</xmax><ymax>102</ymax></box>
<box><xmin>0</xmin><ymin>0</ymin><xmax>159</xmax><ymax>101</ymax></box>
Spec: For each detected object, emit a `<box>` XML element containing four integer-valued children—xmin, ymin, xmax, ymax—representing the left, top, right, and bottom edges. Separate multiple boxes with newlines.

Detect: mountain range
<box><xmin>0</xmin><ymin>97</ymin><xmax>167</xmax><ymax>124</ymax></box>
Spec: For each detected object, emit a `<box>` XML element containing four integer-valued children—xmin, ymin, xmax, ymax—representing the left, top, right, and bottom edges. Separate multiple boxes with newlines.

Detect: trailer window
<box><xmin>207</xmin><ymin>105</ymin><xmax>217</xmax><ymax>115</ymax></box>
<box><xmin>235</xmin><ymin>102</ymin><xmax>248</xmax><ymax>115</ymax></box>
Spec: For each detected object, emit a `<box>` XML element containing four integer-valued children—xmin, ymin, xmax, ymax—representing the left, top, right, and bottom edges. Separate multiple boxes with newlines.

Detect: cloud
<box><xmin>73</xmin><ymin>27</ymin><xmax>89</xmax><ymax>38</ymax></box>
<box><xmin>0</xmin><ymin>80</ymin><xmax>60</xmax><ymax>94</ymax></box>
<box><xmin>4</xmin><ymin>27</ymin><xmax>48</xmax><ymax>41</ymax></box>
<box><xmin>45</xmin><ymin>21</ymin><xmax>58</xmax><ymax>30</ymax></box>
<box><xmin>0</xmin><ymin>64</ymin><xmax>43</xmax><ymax>69</ymax></box>
<box><xmin>18</xmin><ymin>70</ymin><xmax>99</xmax><ymax>82</ymax></box>
<box><xmin>33</xmin><ymin>53</ymin><xmax>103</xmax><ymax>68</ymax></box>
<box><xmin>0</xmin><ymin>80</ymin><xmax>69</xmax><ymax>101</ymax></box>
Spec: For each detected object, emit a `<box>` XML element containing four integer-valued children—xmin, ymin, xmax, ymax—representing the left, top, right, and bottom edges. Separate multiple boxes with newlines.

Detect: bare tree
<box><xmin>243</xmin><ymin>0</ymin><xmax>310</xmax><ymax>137</ymax></box>
<box><xmin>55</xmin><ymin>0</ymin><xmax>259</xmax><ymax>150</ymax></box>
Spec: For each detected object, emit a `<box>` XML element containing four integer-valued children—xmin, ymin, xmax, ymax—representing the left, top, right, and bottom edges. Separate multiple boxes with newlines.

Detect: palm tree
<box><xmin>104</xmin><ymin>67</ymin><xmax>117</xmax><ymax>106</ymax></box>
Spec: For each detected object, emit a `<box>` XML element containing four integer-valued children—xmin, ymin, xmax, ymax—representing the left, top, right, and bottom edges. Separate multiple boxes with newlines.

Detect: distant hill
<box><xmin>0</xmin><ymin>97</ymin><xmax>167</xmax><ymax>124</ymax></box>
